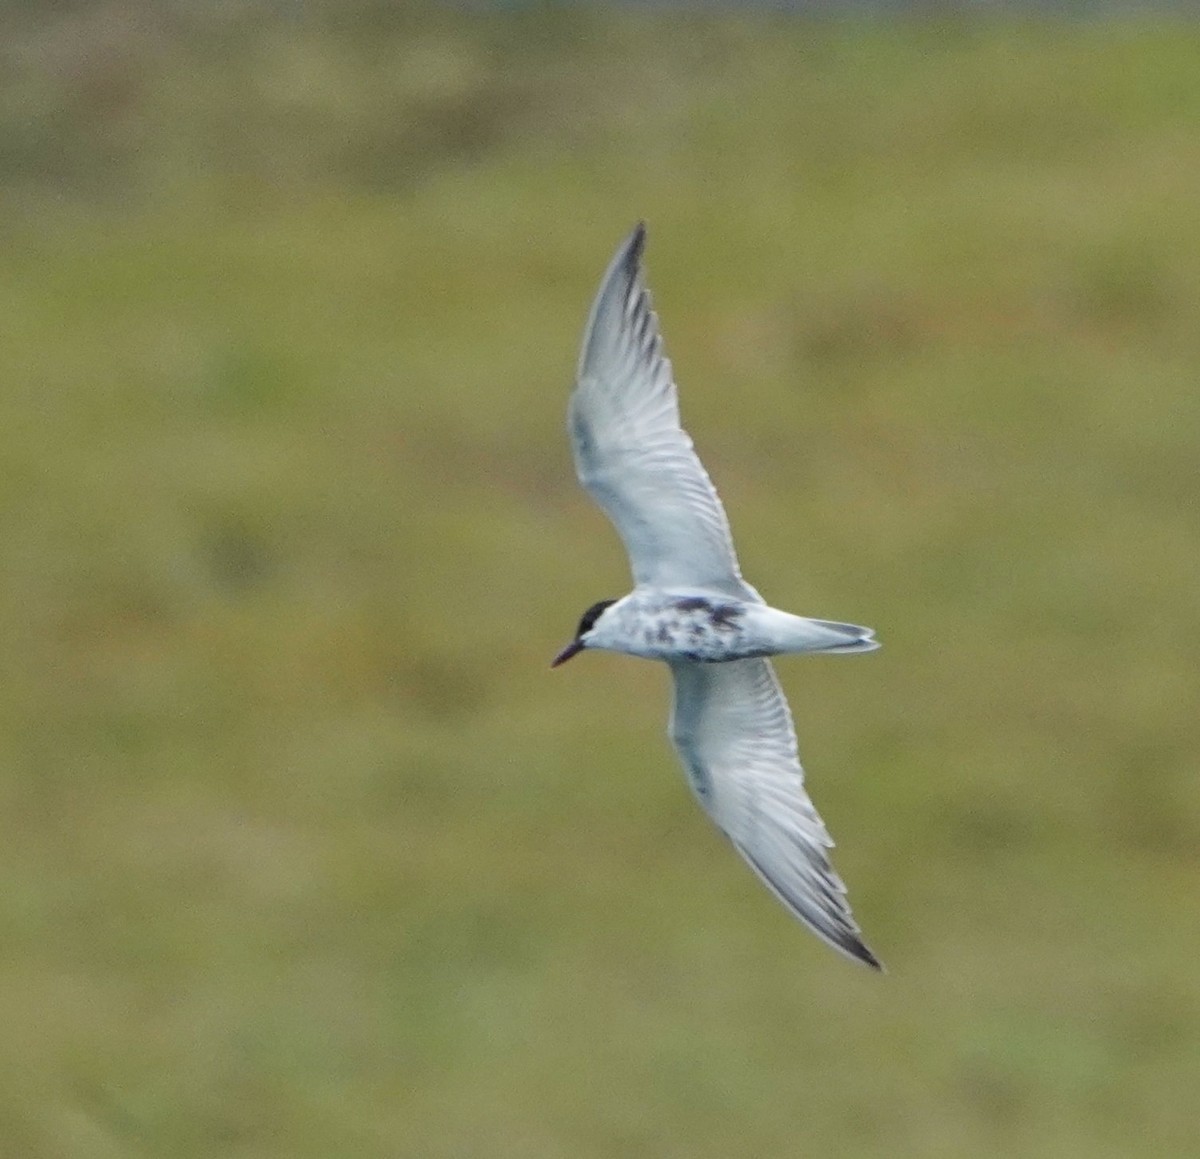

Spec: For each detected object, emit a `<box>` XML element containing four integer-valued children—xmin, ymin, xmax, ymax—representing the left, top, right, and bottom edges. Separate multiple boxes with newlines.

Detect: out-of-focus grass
<box><xmin>1</xmin><ymin>6</ymin><xmax>1198</xmax><ymax>1157</ymax></box>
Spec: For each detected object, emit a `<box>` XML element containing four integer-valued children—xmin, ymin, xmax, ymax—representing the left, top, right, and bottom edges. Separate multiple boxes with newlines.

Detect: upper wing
<box><xmin>569</xmin><ymin>224</ymin><xmax>755</xmax><ymax>598</ymax></box>
<box><xmin>668</xmin><ymin>658</ymin><xmax>882</xmax><ymax>970</ymax></box>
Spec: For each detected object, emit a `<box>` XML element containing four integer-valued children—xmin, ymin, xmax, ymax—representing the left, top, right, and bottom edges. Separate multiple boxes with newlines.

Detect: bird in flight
<box><xmin>552</xmin><ymin>224</ymin><xmax>883</xmax><ymax>969</ymax></box>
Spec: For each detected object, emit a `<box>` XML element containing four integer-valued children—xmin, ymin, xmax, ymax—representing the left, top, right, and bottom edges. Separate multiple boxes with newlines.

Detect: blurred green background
<box><xmin>1</xmin><ymin>4</ymin><xmax>1198</xmax><ymax>1156</ymax></box>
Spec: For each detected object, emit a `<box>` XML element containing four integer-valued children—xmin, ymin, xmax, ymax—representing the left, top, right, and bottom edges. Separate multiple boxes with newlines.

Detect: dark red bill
<box><xmin>550</xmin><ymin>640</ymin><xmax>584</xmax><ymax>668</ymax></box>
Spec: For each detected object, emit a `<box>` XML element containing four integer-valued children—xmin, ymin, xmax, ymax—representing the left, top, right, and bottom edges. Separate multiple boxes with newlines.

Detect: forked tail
<box><xmin>795</xmin><ymin>617</ymin><xmax>880</xmax><ymax>654</ymax></box>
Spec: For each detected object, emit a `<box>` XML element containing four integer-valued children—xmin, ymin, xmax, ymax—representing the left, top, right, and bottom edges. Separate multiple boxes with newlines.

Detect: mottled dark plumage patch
<box><xmin>656</xmin><ymin>624</ymin><xmax>672</xmax><ymax>644</ymax></box>
<box><xmin>672</xmin><ymin>596</ymin><xmax>742</xmax><ymax>630</ymax></box>
<box><xmin>710</xmin><ymin>603</ymin><xmax>741</xmax><ymax>629</ymax></box>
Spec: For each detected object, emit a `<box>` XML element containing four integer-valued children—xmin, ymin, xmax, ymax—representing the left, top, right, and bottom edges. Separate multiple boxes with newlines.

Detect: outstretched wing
<box><xmin>569</xmin><ymin>224</ymin><xmax>756</xmax><ymax>599</ymax></box>
<box><xmin>668</xmin><ymin>657</ymin><xmax>881</xmax><ymax>970</ymax></box>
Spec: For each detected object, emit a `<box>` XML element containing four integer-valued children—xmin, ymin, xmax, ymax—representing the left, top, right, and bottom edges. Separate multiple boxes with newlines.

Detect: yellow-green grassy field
<box><xmin>1</xmin><ymin>7</ymin><xmax>1198</xmax><ymax>1156</ymax></box>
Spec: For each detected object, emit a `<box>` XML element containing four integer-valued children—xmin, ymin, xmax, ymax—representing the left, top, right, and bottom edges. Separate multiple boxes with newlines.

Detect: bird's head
<box><xmin>551</xmin><ymin>599</ymin><xmax>617</xmax><ymax>667</ymax></box>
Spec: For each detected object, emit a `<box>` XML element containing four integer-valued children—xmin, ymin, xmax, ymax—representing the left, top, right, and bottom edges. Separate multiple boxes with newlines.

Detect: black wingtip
<box><xmin>848</xmin><ymin>938</ymin><xmax>886</xmax><ymax>973</ymax></box>
<box><xmin>621</xmin><ymin>221</ymin><xmax>647</xmax><ymax>267</ymax></box>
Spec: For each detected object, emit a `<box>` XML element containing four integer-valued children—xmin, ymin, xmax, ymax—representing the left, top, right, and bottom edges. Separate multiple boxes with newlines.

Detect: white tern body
<box><xmin>554</xmin><ymin>224</ymin><xmax>883</xmax><ymax>970</ymax></box>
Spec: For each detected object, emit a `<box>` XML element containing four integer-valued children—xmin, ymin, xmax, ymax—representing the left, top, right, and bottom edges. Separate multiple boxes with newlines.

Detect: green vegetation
<box><xmin>1</xmin><ymin>6</ymin><xmax>1198</xmax><ymax>1155</ymax></box>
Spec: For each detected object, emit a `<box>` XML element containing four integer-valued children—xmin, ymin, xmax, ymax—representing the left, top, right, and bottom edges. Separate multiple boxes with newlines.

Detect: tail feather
<box><xmin>802</xmin><ymin>618</ymin><xmax>879</xmax><ymax>654</ymax></box>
